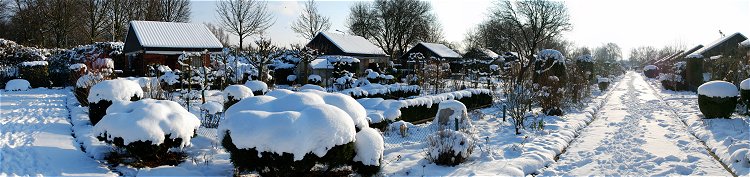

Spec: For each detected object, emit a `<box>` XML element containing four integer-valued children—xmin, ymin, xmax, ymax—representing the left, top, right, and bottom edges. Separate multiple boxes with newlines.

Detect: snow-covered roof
<box><xmin>419</xmin><ymin>42</ymin><xmax>461</xmax><ymax>58</ymax></box>
<box><xmin>124</xmin><ymin>21</ymin><xmax>223</xmax><ymax>54</ymax></box>
<box><xmin>318</xmin><ymin>32</ymin><xmax>387</xmax><ymax>56</ymax></box>
<box><xmin>480</xmin><ymin>48</ymin><xmax>499</xmax><ymax>58</ymax></box>
<box><xmin>689</xmin><ymin>32</ymin><xmax>747</xmax><ymax>56</ymax></box>
<box><xmin>741</xmin><ymin>39</ymin><xmax>750</xmax><ymax>48</ymax></box>
<box><xmin>311</xmin><ymin>58</ymin><xmax>333</xmax><ymax>69</ymax></box>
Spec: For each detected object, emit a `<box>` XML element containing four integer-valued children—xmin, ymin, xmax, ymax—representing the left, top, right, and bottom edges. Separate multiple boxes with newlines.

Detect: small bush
<box><xmin>18</xmin><ymin>63</ymin><xmax>49</xmax><ymax>88</ymax></box>
<box><xmin>644</xmin><ymin>65</ymin><xmax>659</xmax><ymax>78</ymax></box>
<box><xmin>425</xmin><ymin>129</ymin><xmax>474</xmax><ymax>166</ymax></box>
<box><xmin>99</xmin><ymin>134</ymin><xmax>187</xmax><ymax>168</ymax></box>
<box><xmin>698</xmin><ymin>95</ymin><xmax>737</xmax><ymax>118</ymax></box>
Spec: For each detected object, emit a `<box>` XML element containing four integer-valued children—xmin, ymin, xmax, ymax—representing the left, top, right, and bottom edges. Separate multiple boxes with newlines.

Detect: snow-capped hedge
<box><xmin>357</xmin><ymin>98</ymin><xmax>404</xmax><ymax>124</ymax></box>
<box><xmin>425</xmin><ymin>129</ymin><xmax>475</xmax><ymax>166</ymax></box>
<box><xmin>686</xmin><ymin>53</ymin><xmax>703</xmax><ymax>59</ymax></box>
<box><xmin>18</xmin><ymin>61</ymin><xmax>49</xmax><ymax>88</ymax></box>
<box><xmin>537</xmin><ymin>49</ymin><xmax>565</xmax><ymax>63</ymax></box>
<box><xmin>340</xmin><ymin>83</ymin><xmax>421</xmax><ymax>99</ymax></box>
<box><xmin>222</xmin><ymin>85</ymin><xmax>253</xmax><ymax>110</ymax></box>
<box><xmin>698</xmin><ymin>81</ymin><xmax>738</xmax><ymax>98</ymax></box>
<box><xmin>94</xmin><ymin>99</ymin><xmax>200</xmax><ymax>147</ymax></box>
<box><xmin>308</xmin><ymin>74</ymin><xmax>322</xmax><ymax>85</ymax></box>
<box><xmin>5</xmin><ymin>79</ymin><xmax>30</xmax><ymax>91</ymax></box>
<box><xmin>87</xmin><ymin>79</ymin><xmax>144</xmax><ymax>125</ymax></box>
<box><xmin>698</xmin><ymin>81</ymin><xmax>738</xmax><ymax>118</ymax></box>
<box><xmin>361</xmin><ymin>89</ymin><xmax>492</xmax><ymax>124</ymax></box>
<box><xmin>299</xmin><ymin>84</ymin><xmax>325</xmax><ymax>91</ymax></box>
<box><xmin>644</xmin><ymin>65</ymin><xmax>659</xmax><ymax>78</ymax></box>
<box><xmin>352</xmin><ymin>127</ymin><xmax>384</xmax><ymax>176</ymax></box>
<box><xmin>740</xmin><ymin>79</ymin><xmax>750</xmax><ymax>111</ymax></box>
<box><xmin>244</xmin><ymin>80</ymin><xmax>268</xmax><ymax>95</ymax></box>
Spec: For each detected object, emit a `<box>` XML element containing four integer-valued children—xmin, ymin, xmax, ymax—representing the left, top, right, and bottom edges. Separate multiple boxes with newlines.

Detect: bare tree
<box><xmin>593</xmin><ymin>42</ymin><xmax>622</xmax><ymax>76</ymax></box>
<box><xmin>291</xmin><ymin>0</ymin><xmax>330</xmax><ymax>40</ymax></box>
<box><xmin>346</xmin><ymin>2</ymin><xmax>377</xmax><ymax>39</ymax></box>
<box><xmin>205</xmin><ymin>23</ymin><xmax>230</xmax><ymax>47</ymax></box>
<box><xmin>159</xmin><ymin>0</ymin><xmax>191</xmax><ymax>22</ymax></box>
<box><xmin>249</xmin><ymin>36</ymin><xmax>276</xmax><ymax>83</ymax></box>
<box><xmin>216</xmin><ymin>0</ymin><xmax>274</xmax><ymax>51</ymax></box>
<box><xmin>628</xmin><ymin>46</ymin><xmax>658</xmax><ymax>68</ymax></box>
<box><xmin>81</xmin><ymin>0</ymin><xmax>109</xmax><ymax>43</ymax></box>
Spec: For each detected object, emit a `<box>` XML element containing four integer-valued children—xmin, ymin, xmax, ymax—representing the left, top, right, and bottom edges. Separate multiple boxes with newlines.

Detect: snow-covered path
<box><xmin>543</xmin><ymin>72</ymin><xmax>731</xmax><ymax>176</ymax></box>
<box><xmin>0</xmin><ymin>89</ymin><xmax>114</xmax><ymax>176</ymax></box>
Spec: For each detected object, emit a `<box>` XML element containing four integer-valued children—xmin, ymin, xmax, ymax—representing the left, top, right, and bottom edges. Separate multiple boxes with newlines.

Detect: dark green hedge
<box><xmin>698</xmin><ymin>95</ymin><xmax>737</xmax><ymax>118</ymax></box>
<box><xmin>98</xmin><ymin>134</ymin><xmax>189</xmax><ymax>168</ymax></box>
<box><xmin>685</xmin><ymin>59</ymin><xmax>703</xmax><ymax>92</ymax></box>
<box><xmin>89</xmin><ymin>95</ymin><xmax>140</xmax><ymax>125</ymax></box>
<box><xmin>644</xmin><ymin>69</ymin><xmax>659</xmax><ymax>78</ymax></box>
<box><xmin>18</xmin><ymin>64</ymin><xmax>49</xmax><ymax>88</ymax></box>
<box><xmin>741</xmin><ymin>89</ymin><xmax>750</xmax><ymax>112</ymax></box>
<box><xmin>222</xmin><ymin>132</ymin><xmax>355</xmax><ymax>176</ymax></box>
<box><xmin>399</xmin><ymin>93</ymin><xmax>492</xmax><ymax>123</ymax></box>
<box><xmin>598</xmin><ymin>82</ymin><xmax>610</xmax><ymax>91</ymax></box>
<box><xmin>349</xmin><ymin>89</ymin><xmax>421</xmax><ymax>100</ymax></box>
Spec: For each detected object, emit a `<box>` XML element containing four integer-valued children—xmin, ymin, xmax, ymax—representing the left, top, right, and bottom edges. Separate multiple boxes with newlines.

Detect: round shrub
<box><xmin>598</xmin><ymin>77</ymin><xmax>610</xmax><ymax>91</ymax></box>
<box><xmin>5</xmin><ymin>79</ymin><xmax>30</xmax><ymax>91</ymax></box>
<box><xmin>93</xmin><ymin>99</ymin><xmax>200</xmax><ymax>167</ymax></box>
<box><xmin>352</xmin><ymin>127</ymin><xmax>384</xmax><ymax>176</ymax></box>
<box><xmin>425</xmin><ymin>129</ymin><xmax>475</xmax><ymax>166</ymax></box>
<box><xmin>308</xmin><ymin>74</ymin><xmax>322</xmax><ymax>85</ymax></box>
<box><xmin>244</xmin><ymin>80</ymin><xmax>268</xmax><ymax>95</ymax></box>
<box><xmin>644</xmin><ymin>65</ymin><xmax>659</xmax><ymax>78</ymax></box>
<box><xmin>222</xmin><ymin>85</ymin><xmax>253</xmax><ymax>110</ymax></box>
<box><xmin>18</xmin><ymin>61</ymin><xmax>49</xmax><ymax>88</ymax></box>
<box><xmin>87</xmin><ymin>79</ymin><xmax>143</xmax><ymax>125</ymax></box>
<box><xmin>740</xmin><ymin>78</ymin><xmax>750</xmax><ymax>112</ymax></box>
<box><xmin>697</xmin><ymin>81</ymin><xmax>738</xmax><ymax>118</ymax></box>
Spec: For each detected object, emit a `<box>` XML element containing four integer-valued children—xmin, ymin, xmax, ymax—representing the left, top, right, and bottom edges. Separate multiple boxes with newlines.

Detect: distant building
<box><xmin>305</xmin><ymin>32</ymin><xmax>389</xmax><ymax>75</ymax></box>
<box><xmin>399</xmin><ymin>42</ymin><xmax>462</xmax><ymax>73</ymax></box>
<box><xmin>123</xmin><ymin>21</ymin><xmax>223</xmax><ymax>76</ymax></box>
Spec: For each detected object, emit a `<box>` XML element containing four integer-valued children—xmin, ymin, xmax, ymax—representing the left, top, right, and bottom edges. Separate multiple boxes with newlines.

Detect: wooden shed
<box><xmin>399</xmin><ymin>42</ymin><xmax>462</xmax><ymax>73</ymax></box>
<box><xmin>122</xmin><ymin>21</ymin><xmax>223</xmax><ymax>76</ymax></box>
<box><xmin>305</xmin><ymin>32</ymin><xmax>389</xmax><ymax>75</ymax></box>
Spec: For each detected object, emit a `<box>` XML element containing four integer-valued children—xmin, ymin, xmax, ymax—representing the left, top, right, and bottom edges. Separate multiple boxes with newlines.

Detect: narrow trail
<box><xmin>542</xmin><ymin>72</ymin><xmax>731</xmax><ymax>176</ymax></box>
<box><xmin>0</xmin><ymin>89</ymin><xmax>113</xmax><ymax>176</ymax></box>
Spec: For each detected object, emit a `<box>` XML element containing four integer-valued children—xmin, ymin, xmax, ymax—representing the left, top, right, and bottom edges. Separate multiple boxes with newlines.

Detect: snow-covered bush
<box><xmin>534</xmin><ymin>49</ymin><xmax>567</xmax><ymax>116</ymax></box>
<box><xmin>5</xmin><ymin>79</ymin><xmax>30</xmax><ymax>91</ymax></box>
<box><xmin>352</xmin><ymin>127</ymin><xmax>384</xmax><ymax>176</ymax></box>
<box><xmin>425</xmin><ymin>129</ymin><xmax>475</xmax><ymax>166</ymax></box>
<box><xmin>299</xmin><ymin>84</ymin><xmax>325</xmax><ymax>91</ymax></box>
<box><xmin>201</xmin><ymin>101</ymin><xmax>224</xmax><ymax>128</ymax></box>
<box><xmin>576</xmin><ymin>54</ymin><xmax>594</xmax><ymax>82</ymax></box>
<box><xmin>18</xmin><ymin>61</ymin><xmax>49</xmax><ymax>88</ymax></box>
<box><xmin>697</xmin><ymin>81</ymin><xmax>738</xmax><ymax>118</ymax></box>
<box><xmin>598</xmin><ymin>77</ymin><xmax>611</xmax><ymax>91</ymax></box>
<box><xmin>307</xmin><ymin>74</ymin><xmax>322</xmax><ymax>85</ymax></box>
<box><xmin>74</xmin><ymin>73</ymin><xmax>104</xmax><ymax>106</ymax></box>
<box><xmin>222</xmin><ymin>85</ymin><xmax>254</xmax><ymax>110</ymax></box>
<box><xmin>433</xmin><ymin>100</ymin><xmax>473</xmax><ymax>132</ymax></box>
<box><xmin>87</xmin><ymin>79</ymin><xmax>144</xmax><ymax>125</ymax></box>
<box><xmin>644</xmin><ymin>65</ymin><xmax>659</xmax><ymax>78</ymax></box>
<box><xmin>94</xmin><ymin>99</ymin><xmax>200</xmax><ymax>167</ymax></box>
<box><xmin>740</xmin><ymin>78</ymin><xmax>750</xmax><ymax>113</ymax></box>
<box><xmin>218</xmin><ymin>90</ymin><xmax>362</xmax><ymax>175</ymax></box>
<box><xmin>244</xmin><ymin>80</ymin><xmax>268</xmax><ymax>95</ymax></box>
<box><xmin>660</xmin><ymin>62</ymin><xmax>688</xmax><ymax>91</ymax></box>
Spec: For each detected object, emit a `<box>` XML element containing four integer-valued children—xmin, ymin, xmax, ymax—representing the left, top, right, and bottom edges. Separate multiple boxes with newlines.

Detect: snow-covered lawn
<box><xmin>543</xmin><ymin>72</ymin><xmax>731</xmax><ymax>176</ymax></box>
<box><xmin>646</xmin><ymin>76</ymin><xmax>750</xmax><ymax>176</ymax></box>
<box><xmin>0</xmin><ymin>89</ymin><xmax>115</xmax><ymax>176</ymax></box>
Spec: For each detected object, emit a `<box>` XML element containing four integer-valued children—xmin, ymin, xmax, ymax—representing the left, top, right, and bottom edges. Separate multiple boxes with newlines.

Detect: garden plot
<box><xmin>645</xmin><ymin>75</ymin><xmax>750</xmax><ymax>176</ymax></box>
<box><xmin>0</xmin><ymin>88</ymin><xmax>115</xmax><ymax>176</ymax></box>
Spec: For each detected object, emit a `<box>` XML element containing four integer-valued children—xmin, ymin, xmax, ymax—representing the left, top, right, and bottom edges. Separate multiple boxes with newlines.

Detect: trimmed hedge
<box><xmin>99</xmin><ymin>134</ymin><xmax>188</xmax><ymax>168</ymax></box>
<box><xmin>348</xmin><ymin>89</ymin><xmax>421</xmax><ymax>100</ymax></box>
<box><xmin>222</xmin><ymin>132</ymin><xmax>355</xmax><ymax>176</ymax></box>
<box><xmin>399</xmin><ymin>93</ymin><xmax>492</xmax><ymax>123</ymax></box>
<box><xmin>644</xmin><ymin>69</ymin><xmax>659</xmax><ymax>78</ymax></box>
<box><xmin>598</xmin><ymin>81</ymin><xmax>610</xmax><ymax>91</ymax></box>
<box><xmin>698</xmin><ymin>95</ymin><xmax>737</xmax><ymax>118</ymax></box>
<box><xmin>742</xmin><ymin>89</ymin><xmax>750</xmax><ymax>113</ymax></box>
<box><xmin>18</xmin><ymin>64</ymin><xmax>49</xmax><ymax>88</ymax></box>
<box><xmin>89</xmin><ymin>95</ymin><xmax>140</xmax><ymax>125</ymax></box>
<box><xmin>685</xmin><ymin>58</ymin><xmax>704</xmax><ymax>92</ymax></box>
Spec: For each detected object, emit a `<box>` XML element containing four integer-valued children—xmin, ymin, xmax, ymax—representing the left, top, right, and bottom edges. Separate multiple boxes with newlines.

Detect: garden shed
<box><xmin>122</xmin><ymin>21</ymin><xmax>223</xmax><ymax>76</ymax></box>
<box><xmin>688</xmin><ymin>32</ymin><xmax>747</xmax><ymax>58</ymax></box>
<box><xmin>305</xmin><ymin>32</ymin><xmax>389</xmax><ymax>75</ymax></box>
<box><xmin>399</xmin><ymin>42</ymin><xmax>462</xmax><ymax>73</ymax></box>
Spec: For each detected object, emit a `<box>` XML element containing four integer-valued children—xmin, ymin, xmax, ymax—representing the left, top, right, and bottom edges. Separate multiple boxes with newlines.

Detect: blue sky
<box><xmin>191</xmin><ymin>0</ymin><xmax>750</xmax><ymax>58</ymax></box>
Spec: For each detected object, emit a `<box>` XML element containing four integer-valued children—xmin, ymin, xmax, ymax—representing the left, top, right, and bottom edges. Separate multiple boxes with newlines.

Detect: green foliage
<box><xmin>89</xmin><ymin>95</ymin><xmax>140</xmax><ymax>125</ymax></box>
<box><xmin>18</xmin><ymin>64</ymin><xmax>49</xmax><ymax>88</ymax></box>
<box><xmin>598</xmin><ymin>81</ymin><xmax>610</xmax><ymax>91</ymax></box>
<box><xmin>99</xmin><ymin>134</ymin><xmax>188</xmax><ymax>168</ymax></box>
<box><xmin>698</xmin><ymin>94</ymin><xmax>737</xmax><ymax>118</ymax></box>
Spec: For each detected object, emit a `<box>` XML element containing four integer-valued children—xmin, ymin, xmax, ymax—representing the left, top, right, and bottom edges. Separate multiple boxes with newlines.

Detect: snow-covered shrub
<box><xmin>433</xmin><ymin>100</ymin><xmax>472</xmax><ymax>132</ymax></box>
<box><xmin>5</xmin><ymin>79</ymin><xmax>30</xmax><ymax>91</ymax></box>
<box><xmin>87</xmin><ymin>79</ymin><xmax>144</xmax><ymax>125</ymax></box>
<box><xmin>644</xmin><ymin>65</ymin><xmax>659</xmax><ymax>78</ymax></box>
<box><xmin>660</xmin><ymin>62</ymin><xmax>688</xmax><ymax>91</ymax></box>
<box><xmin>74</xmin><ymin>73</ymin><xmax>104</xmax><ymax>106</ymax></box>
<box><xmin>18</xmin><ymin>61</ymin><xmax>49</xmax><ymax>88</ymax></box>
<box><xmin>425</xmin><ymin>129</ymin><xmax>475</xmax><ymax>166</ymax></box>
<box><xmin>222</xmin><ymin>85</ymin><xmax>253</xmax><ymax>110</ymax></box>
<box><xmin>158</xmin><ymin>70</ymin><xmax>180</xmax><ymax>92</ymax></box>
<box><xmin>534</xmin><ymin>49</ymin><xmax>567</xmax><ymax>115</ymax></box>
<box><xmin>244</xmin><ymin>80</ymin><xmax>268</xmax><ymax>95</ymax></box>
<box><xmin>299</xmin><ymin>84</ymin><xmax>325</xmax><ymax>91</ymax></box>
<box><xmin>307</xmin><ymin>74</ymin><xmax>322</xmax><ymax>85</ymax></box>
<box><xmin>352</xmin><ymin>127</ymin><xmax>384</xmax><ymax>176</ymax></box>
<box><xmin>366</xmin><ymin>69</ymin><xmax>380</xmax><ymax>83</ymax></box>
<box><xmin>576</xmin><ymin>54</ymin><xmax>594</xmax><ymax>82</ymax></box>
<box><xmin>740</xmin><ymin>78</ymin><xmax>750</xmax><ymax>113</ymax></box>
<box><xmin>685</xmin><ymin>55</ymin><xmax>704</xmax><ymax>91</ymax></box>
<box><xmin>94</xmin><ymin>99</ymin><xmax>200</xmax><ymax>167</ymax></box>
<box><xmin>598</xmin><ymin>77</ymin><xmax>611</xmax><ymax>91</ymax></box>
<box><xmin>201</xmin><ymin>101</ymin><xmax>224</xmax><ymax>128</ymax></box>
<box><xmin>697</xmin><ymin>81</ymin><xmax>739</xmax><ymax>118</ymax></box>
<box><xmin>218</xmin><ymin>90</ymin><xmax>362</xmax><ymax>175</ymax></box>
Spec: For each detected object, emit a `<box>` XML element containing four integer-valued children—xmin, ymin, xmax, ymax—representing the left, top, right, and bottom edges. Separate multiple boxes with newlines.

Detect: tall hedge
<box><xmin>18</xmin><ymin>64</ymin><xmax>49</xmax><ymax>88</ymax></box>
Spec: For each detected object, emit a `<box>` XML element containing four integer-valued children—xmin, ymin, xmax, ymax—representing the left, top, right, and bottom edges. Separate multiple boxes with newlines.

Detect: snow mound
<box><xmin>357</xmin><ymin>98</ymin><xmax>403</xmax><ymax>123</ymax></box>
<box><xmin>353</xmin><ymin>127</ymin><xmax>384</xmax><ymax>166</ymax></box>
<box><xmin>223</xmin><ymin>85</ymin><xmax>253</xmax><ymax>101</ymax></box>
<box><xmin>367</xmin><ymin>70</ymin><xmax>379</xmax><ymax>79</ymax></box>
<box><xmin>287</xmin><ymin>75</ymin><xmax>297</xmax><ymax>82</ymax></box>
<box><xmin>433</xmin><ymin>100</ymin><xmax>472</xmax><ymax>131</ymax></box>
<box><xmin>94</xmin><ymin>99</ymin><xmax>200</xmax><ymax>147</ymax></box>
<box><xmin>644</xmin><ymin>65</ymin><xmax>658</xmax><ymax>71</ymax></box>
<box><xmin>698</xmin><ymin>81</ymin><xmax>738</xmax><ymax>98</ymax></box>
<box><xmin>244</xmin><ymin>80</ymin><xmax>268</xmax><ymax>93</ymax></box>
<box><xmin>740</xmin><ymin>78</ymin><xmax>750</xmax><ymax>90</ymax></box>
<box><xmin>201</xmin><ymin>101</ymin><xmax>223</xmax><ymax>114</ymax></box>
<box><xmin>219</xmin><ymin>90</ymin><xmax>357</xmax><ymax>160</ymax></box>
<box><xmin>301</xmin><ymin>89</ymin><xmax>369</xmax><ymax>129</ymax></box>
<box><xmin>87</xmin><ymin>79</ymin><xmax>144</xmax><ymax>103</ymax></box>
<box><xmin>536</xmin><ymin>49</ymin><xmax>565</xmax><ymax>63</ymax></box>
<box><xmin>5</xmin><ymin>79</ymin><xmax>30</xmax><ymax>91</ymax></box>
<box><xmin>299</xmin><ymin>84</ymin><xmax>325</xmax><ymax>91</ymax></box>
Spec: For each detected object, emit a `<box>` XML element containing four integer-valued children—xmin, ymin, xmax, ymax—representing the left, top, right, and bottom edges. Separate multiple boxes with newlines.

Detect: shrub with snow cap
<box><xmin>222</xmin><ymin>85</ymin><xmax>253</xmax><ymax>110</ymax></box>
<box><xmin>5</xmin><ymin>79</ymin><xmax>30</xmax><ymax>91</ymax></box>
<box><xmin>598</xmin><ymin>77</ymin><xmax>611</xmax><ymax>91</ymax></box>
<box><xmin>18</xmin><ymin>61</ymin><xmax>49</xmax><ymax>88</ymax></box>
<box><xmin>425</xmin><ymin>129</ymin><xmax>475</xmax><ymax>166</ymax></box>
<box><xmin>219</xmin><ymin>89</ymin><xmax>368</xmax><ymax>175</ymax></box>
<box><xmin>201</xmin><ymin>101</ymin><xmax>224</xmax><ymax>128</ymax></box>
<box><xmin>352</xmin><ymin>127</ymin><xmax>384</xmax><ymax>176</ymax></box>
<box><xmin>307</xmin><ymin>74</ymin><xmax>322</xmax><ymax>85</ymax></box>
<box><xmin>432</xmin><ymin>100</ymin><xmax>472</xmax><ymax>132</ymax></box>
<box><xmin>94</xmin><ymin>99</ymin><xmax>200</xmax><ymax>166</ymax></box>
<box><xmin>87</xmin><ymin>79</ymin><xmax>144</xmax><ymax>125</ymax></box>
<box><xmin>244</xmin><ymin>80</ymin><xmax>268</xmax><ymax>95</ymax></box>
<box><xmin>697</xmin><ymin>81</ymin><xmax>738</xmax><ymax>118</ymax></box>
<box><xmin>299</xmin><ymin>84</ymin><xmax>325</xmax><ymax>91</ymax></box>
<box><xmin>644</xmin><ymin>65</ymin><xmax>659</xmax><ymax>78</ymax></box>
<box><xmin>740</xmin><ymin>78</ymin><xmax>750</xmax><ymax>112</ymax></box>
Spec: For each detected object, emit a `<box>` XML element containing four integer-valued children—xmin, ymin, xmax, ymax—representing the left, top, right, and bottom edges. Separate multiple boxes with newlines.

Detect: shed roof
<box><xmin>689</xmin><ymin>32</ymin><xmax>747</xmax><ymax>56</ymax></box>
<box><xmin>418</xmin><ymin>42</ymin><xmax>461</xmax><ymax>58</ymax></box>
<box><xmin>317</xmin><ymin>32</ymin><xmax>387</xmax><ymax>56</ymax></box>
<box><xmin>124</xmin><ymin>21</ymin><xmax>223</xmax><ymax>54</ymax></box>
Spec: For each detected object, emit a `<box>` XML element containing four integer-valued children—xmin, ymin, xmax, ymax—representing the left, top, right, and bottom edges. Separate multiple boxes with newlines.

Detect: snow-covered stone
<box><xmin>219</xmin><ymin>90</ymin><xmax>357</xmax><ymax>161</ymax></box>
<box><xmin>244</xmin><ymin>80</ymin><xmax>268</xmax><ymax>93</ymax></box>
<box><xmin>87</xmin><ymin>79</ymin><xmax>144</xmax><ymax>103</ymax></box>
<box><xmin>5</xmin><ymin>79</ymin><xmax>30</xmax><ymax>91</ymax></box>
<box><xmin>94</xmin><ymin>99</ymin><xmax>200</xmax><ymax>147</ymax></box>
<box><xmin>223</xmin><ymin>85</ymin><xmax>253</xmax><ymax>101</ymax></box>
<box><xmin>201</xmin><ymin>101</ymin><xmax>223</xmax><ymax>114</ymax></box>
<box><xmin>698</xmin><ymin>81</ymin><xmax>738</xmax><ymax>98</ymax></box>
<box><xmin>353</xmin><ymin>127</ymin><xmax>384</xmax><ymax>166</ymax></box>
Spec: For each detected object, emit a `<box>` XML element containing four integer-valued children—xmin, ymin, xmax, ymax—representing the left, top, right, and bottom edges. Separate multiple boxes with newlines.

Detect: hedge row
<box><xmin>348</xmin><ymin>89</ymin><xmax>421</xmax><ymax>99</ymax></box>
<box><xmin>399</xmin><ymin>93</ymin><xmax>492</xmax><ymax>123</ymax></box>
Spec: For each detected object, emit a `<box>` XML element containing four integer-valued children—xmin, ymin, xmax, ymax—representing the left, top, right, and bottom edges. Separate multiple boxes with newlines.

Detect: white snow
<box><xmin>536</xmin><ymin>49</ymin><xmax>565</xmax><ymax>62</ymax></box>
<box><xmin>425</xmin><ymin>129</ymin><xmax>474</xmax><ymax>162</ymax></box>
<box><xmin>159</xmin><ymin>71</ymin><xmax>180</xmax><ymax>85</ymax></box>
<box><xmin>222</xmin><ymin>85</ymin><xmax>253</xmax><ymax>101</ymax></box>
<box><xmin>93</xmin><ymin>99</ymin><xmax>200</xmax><ymax>147</ymax></box>
<box><xmin>127</xmin><ymin>21</ymin><xmax>222</xmax><ymax>51</ymax></box>
<box><xmin>94</xmin><ymin>58</ymin><xmax>114</xmax><ymax>69</ymax></box>
<box><xmin>301</xmin><ymin>89</ymin><xmax>369</xmax><ymax>129</ymax></box>
<box><xmin>310</xmin><ymin>58</ymin><xmax>334</xmax><ymax>69</ymax></box>
<box><xmin>68</xmin><ymin>63</ymin><xmax>87</xmax><ymax>71</ymax></box>
<box><xmin>321</xmin><ymin>55</ymin><xmax>361</xmax><ymax>64</ymax></box>
<box><xmin>432</xmin><ymin>100</ymin><xmax>471</xmax><ymax>131</ymax></box>
<box><xmin>490</xmin><ymin>64</ymin><xmax>499</xmax><ymax>71</ymax></box>
<box><xmin>318</xmin><ymin>32</ymin><xmax>387</xmax><ymax>55</ymax></box>
<box><xmin>299</xmin><ymin>84</ymin><xmax>326</xmax><ymax>91</ymax></box>
<box><xmin>644</xmin><ymin>65</ymin><xmax>658</xmax><ymax>71</ymax></box>
<box><xmin>308</xmin><ymin>74</ymin><xmax>322</xmax><ymax>82</ymax></box>
<box><xmin>287</xmin><ymin>75</ymin><xmax>297</xmax><ymax>82</ymax></box>
<box><xmin>244</xmin><ymin>80</ymin><xmax>268</xmax><ymax>93</ymax></box>
<box><xmin>5</xmin><ymin>79</ymin><xmax>30</xmax><ymax>91</ymax></box>
<box><xmin>741</xmin><ymin>39</ymin><xmax>750</xmax><ymax>47</ymax></box>
<box><xmin>76</xmin><ymin>73</ymin><xmax>104</xmax><ymax>88</ymax></box>
<box><xmin>419</xmin><ymin>42</ymin><xmax>461</xmax><ymax>58</ymax></box>
<box><xmin>201</xmin><ymin>101</ymin><xmax>223</xmax><ymax>114</ymax></box>
<box><xmin>741</xmin><ymin>78</ymin><xmax>750</xmax><ymax>90</ymax></box>
<box><xmin>697</xmin><ymin>81</ymin><xmax>738</xmax><ymax>98</ymax></box>
<box><xmin>87</xmin><ymin>79</ymin><xmax>144</xmax><ymax>103</ymax></box>
<box><xmin>598</xmin><ymin>77</ymin><xmax>610</xmax><ymax>83</ymax></box>
<box><xmin>219</xmin><ymin>90</ymin><xmax>358</xmax><ymax>161</ymax></box>
<box><xmin>353</xmin><ymin>127</ymin><xmax>385</xmax><ymax>166</ymax></box>
<box><xmin>20</xmin><ymin>61</ymin><xmax>48</xmax><ymax>67</ymax></box>
<box><xmin>686</xmin><ymin>53</ymin><xmax>703</xmax><ymax>59</ymax></box>
<box><xmin>577</xmin><ymin>54</ymin><xmax>593</xmax><ymax>62</ymax></box>
<box><xmin>367</xmin><ymin>70</ymin><xmax>380</xmax><ymax>79</ymax></box>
